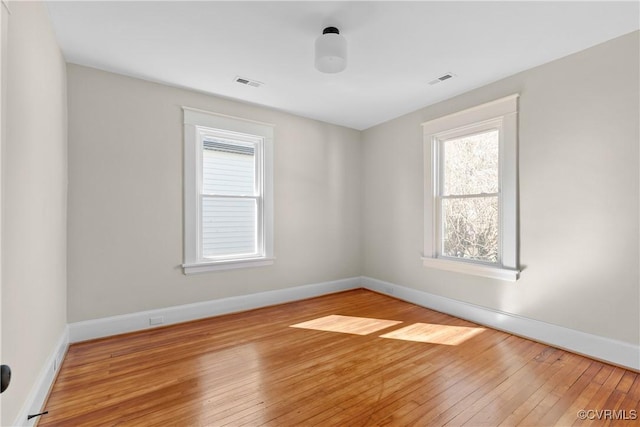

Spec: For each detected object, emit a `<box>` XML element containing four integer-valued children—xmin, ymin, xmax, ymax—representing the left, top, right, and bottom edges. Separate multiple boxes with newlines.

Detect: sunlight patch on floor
<box><xmin>380</xmin><ymin>323</ymin><xmax>485</xmax><ymax>345</ymax></box>
<box><xmin>290</xmin><ymin>314</ymin><xmax>402</xmax><ymax>335</ymax></box>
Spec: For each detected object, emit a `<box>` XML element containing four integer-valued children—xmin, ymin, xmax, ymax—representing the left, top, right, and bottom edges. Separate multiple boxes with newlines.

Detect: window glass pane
<box><xmin>202</xmin><ymin>197</ymin><xmax>257</xmax><ymax>258</ymax></box>
<box><xmin>442</xmin><ymin>196</ymin><xmax>498</xmax><ymax>263</ymax></box>
<box><xmin>203</xmin><ymin>140</ymin><xmax>255</xmax><ymax>195</ymax></box>
<box><xmin>443</xmin><ymin>130</ymin><xmax>498</xmax><ymax>195</ymax></box>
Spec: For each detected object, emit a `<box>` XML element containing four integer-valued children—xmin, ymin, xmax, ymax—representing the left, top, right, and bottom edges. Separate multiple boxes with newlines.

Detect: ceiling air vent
<box><xmin>428</xmin><ymin>72</ymin><xmax>456</xmax><ymax>86</ymax></box>
<box><xmin>234</xmin><ymin>76</ymin><xmax>263</xmax><ymax>88</ymax></box>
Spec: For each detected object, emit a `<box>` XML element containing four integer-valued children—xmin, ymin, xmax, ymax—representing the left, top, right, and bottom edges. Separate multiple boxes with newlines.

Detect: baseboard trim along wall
<box><xmin>21</xmin><ymin>278</ymin><xmax>638</xmax><ymax>427</ymax></box>
<box><xmin>66</xmin><ymin>275</ymin><xmax>638</xmax><ymax>375</ymax></box>
<box><xmin>26</xmin><ymin>275</ymin><xmax>637</xmax><ymax>427</ymax></box>
<box><xmin>13</xmin><ymin>327</ymin><xmax>69</xmax><ymax>427</ymax></box>
<box><xmin>68</xmin><ymin>277</ymin><xmax>362</xmax><ymax>343</ymax></box>
<box><xmin>360</xmin><ymin>276</ymin><xmax>640</xmax><ymax>372</ymax></box>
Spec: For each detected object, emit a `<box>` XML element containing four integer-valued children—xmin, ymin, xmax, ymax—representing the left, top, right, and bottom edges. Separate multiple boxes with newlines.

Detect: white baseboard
<box><xmin>68</xmin><ymin>277</ymin><xmax>361</xmax><ymax>343</ymax></box>
<box><xmin>66</xmin><ymin>274</ymin><xmax>639</xmax><ymax>371</ymax></box>
<box><xmin>360</xmin><ymin>276</ymin><xmax>640</xmax><ymax>371</ymax></box>
<box><xmin>23</xmin><ymin>275</ymin><xmax>636</xmax><ymax>427</ymax></box>
<box><xmin>12</xmin><ymin>327</ymin><xmax>69</xmax><ymax>427</ymax></box>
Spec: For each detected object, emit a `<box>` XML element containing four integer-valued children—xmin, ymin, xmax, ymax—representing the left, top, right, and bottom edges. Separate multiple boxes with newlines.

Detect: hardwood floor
<box><xmin>40</xmin><ymin>290</ymin><xmax>639</xmax><ymax>426</ymax></box>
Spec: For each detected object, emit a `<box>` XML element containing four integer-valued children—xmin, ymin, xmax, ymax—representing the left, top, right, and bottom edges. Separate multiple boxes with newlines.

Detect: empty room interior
<box><xmin>1</xmin><ymin>1</ymin><xmax>640</xmax><ymax>426</ymax></box>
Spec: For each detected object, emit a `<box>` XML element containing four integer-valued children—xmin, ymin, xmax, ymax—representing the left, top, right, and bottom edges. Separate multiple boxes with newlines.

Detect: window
<box><xmin>422</xmin><ymin>95</ymin><xmax>519</xmax><ymax>281</ymax></box>
<box><xmin>183</xmin><ymin>108</ymin><xmax>274</xmax><ymax>274</ymax></box>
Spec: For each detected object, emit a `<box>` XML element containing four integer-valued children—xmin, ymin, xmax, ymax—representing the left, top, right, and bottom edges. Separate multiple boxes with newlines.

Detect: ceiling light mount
<box><xmin>322</xmin><ymin>27</ymin><xmax>340</xmax><ymax>35</ymax></box>
<box><xmin>315</xmin><ymin>26</ymin><xmax>347</xmax><ymax>74</ymax></box>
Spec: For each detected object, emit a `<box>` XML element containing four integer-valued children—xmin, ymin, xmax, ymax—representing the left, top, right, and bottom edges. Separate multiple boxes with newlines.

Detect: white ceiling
<box><xmin>46</xmin><ymin>1</ymin><xmax>639</xmax><ymax>130</ymax></box>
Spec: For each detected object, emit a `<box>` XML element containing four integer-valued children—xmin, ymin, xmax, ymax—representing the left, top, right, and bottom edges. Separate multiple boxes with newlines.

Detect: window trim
<box><xmin>182</xmin><ymin>107</ymin><xmax>274</xmax><ymax>274</ymax></box>
<box><xmin>422</xmin><ymin>95</ymin><xmax>520</xmax><ymax>281</ymax></box>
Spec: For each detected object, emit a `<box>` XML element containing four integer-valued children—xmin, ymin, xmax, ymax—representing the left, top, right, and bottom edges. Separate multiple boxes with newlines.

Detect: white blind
<box><xmin>201</xmin><ymin>140</ymin><xmax>258</xmax><ymax>258</ymax></box>
<box><xmin>202</xmin><ymin>140</ymin><xmax>255</xmax><ymax>195</ymax></box>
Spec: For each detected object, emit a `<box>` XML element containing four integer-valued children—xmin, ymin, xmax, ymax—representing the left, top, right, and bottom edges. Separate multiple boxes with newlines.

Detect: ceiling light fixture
<box><xmin>315</xmin><ymin>27</ymin><xmax>347</xmax><ymax>73</ymax></box>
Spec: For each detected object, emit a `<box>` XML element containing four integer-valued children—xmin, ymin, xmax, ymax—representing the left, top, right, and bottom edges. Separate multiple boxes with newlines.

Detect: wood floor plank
<box><xmin>534</xmin><ymin>360</ymin><xmax>600</xmax><ymax>426</ymax></box>
<box><xmin>498</xmin><ymin>353</ymin><xmax>590</xmax><ymax>427</ymax></box>
<box><xmin>439</xmin><ymin>348</ymin><xmax>569</xmax><ymax>426</ymax></box>
<box><xmin>551</xmin><ymin>369</ymin><xmax>604</xmax><ymax>426</ymax></box>
<box><xmin>39</xmin><ymin>289</ymin><xmax>639</xmax><ymax>426</ymax></box>
<box><xmin>571</xmin><ymin>367</ymin><xmax>634</xmax><ymax>427</ymax></box>
<box><xmin>516</xmin><ymin>355</ymin><xmax>593</xmax><ymax>425</ymax></box>
<box><xmin>327</xmin><ymin>330</ymin><xmax>516</xmax><ymax>426</ymax></box>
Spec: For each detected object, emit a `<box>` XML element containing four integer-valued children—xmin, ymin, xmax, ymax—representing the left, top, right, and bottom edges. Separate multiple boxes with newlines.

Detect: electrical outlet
<box><xmin>149</xmin><ymin>316</ymin><xmax>164</xmax><ymax>326</ymax></box>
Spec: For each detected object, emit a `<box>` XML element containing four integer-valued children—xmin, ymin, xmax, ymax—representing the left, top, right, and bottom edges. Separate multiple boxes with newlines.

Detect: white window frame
<box><xmin>422</xmin><ymin>95</ymin><xmax>520</xmax><ymax>281</ymax></box>
<box><xmin>182</xmin><ymin>107</ymin><xmax>274</xmax><ymax>274</ymax></box>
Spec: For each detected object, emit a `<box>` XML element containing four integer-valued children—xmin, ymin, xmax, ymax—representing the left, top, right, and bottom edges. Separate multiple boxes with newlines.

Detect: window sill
<box><xmin>183</xmin><ymin>257</ymin><xmax>275</xmax><ymax>275</ymax></box>
<box><xmin>421</xmin><ymin>256</ymin><xmax>519</xmax><ymax>282</ymax></box>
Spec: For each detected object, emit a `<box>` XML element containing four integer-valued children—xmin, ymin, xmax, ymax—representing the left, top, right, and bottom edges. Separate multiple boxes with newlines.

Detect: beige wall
<box><xmin>66</xmin><ymin>65</ymin><xmax>362</xmax><ymax>322</ymax></box>
<box><xmin>362</xmin><ymin>31</ymin><xmax>640</xmax><ymax>345</ymax></box>
<box><xmin>0</xmin><ymin>2</ymin><xmax>636</xmax><ymax>422</ymax></box>
<box><xmin>1</xmin><ymin>2</ymin><xmax>68</xmax><ymax>425</ymax></box>
<box><xmin>3</xmin><ymin>7</ymin><xmax>638</xmax><ymax>422</ymax></box>
<box><xmin>67</xmin><ymin>32</ymin><xmax>640</xmax><ymax>346</ymax></box>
